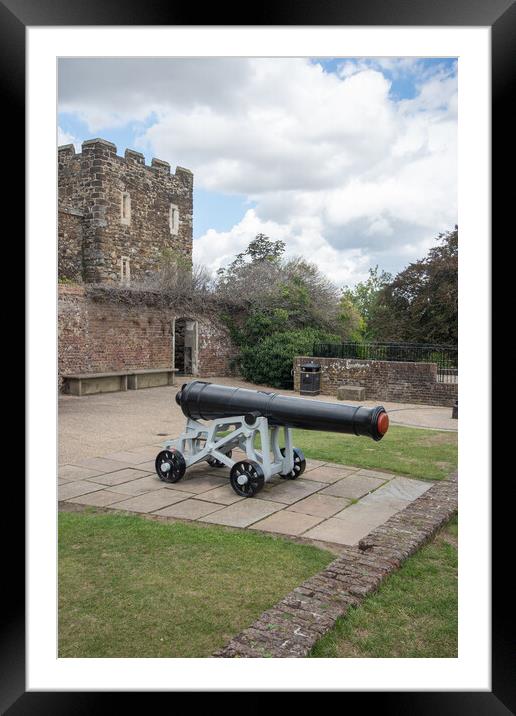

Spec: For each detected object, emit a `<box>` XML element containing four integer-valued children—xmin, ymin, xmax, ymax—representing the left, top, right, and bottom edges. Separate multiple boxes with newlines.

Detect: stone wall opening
<box><xmin>174</xmin><ymin>318</ymin><xmax>198</xmax><ymax>376</ymax></box>
<box><xmin>58</xmin><ymin>287</ymin><xmax>238</xmax><ymax>390</ymax></box>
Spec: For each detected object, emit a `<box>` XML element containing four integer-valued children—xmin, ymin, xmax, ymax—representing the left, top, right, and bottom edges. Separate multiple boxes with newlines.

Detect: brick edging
<box><xmin>213</xmin><ymin>473</ymin><xmax>458</xmax><ymax>658</ymax></box>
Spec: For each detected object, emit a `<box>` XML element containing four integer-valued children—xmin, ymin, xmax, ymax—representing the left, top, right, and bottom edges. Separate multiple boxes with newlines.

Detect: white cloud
<box><xmin>194</xmin><ymin>208</ymin><xmax>371</xmax><ymax>286</ymax></box>
<box><xmin>58</xmin><ymin>57</ymin><xmax>457</xmax><ymax>286</ymax></box>
<box><xmin>57</xmin><ymin>126</ymin><xmax>80</xmax><ymax>150</ymax></box>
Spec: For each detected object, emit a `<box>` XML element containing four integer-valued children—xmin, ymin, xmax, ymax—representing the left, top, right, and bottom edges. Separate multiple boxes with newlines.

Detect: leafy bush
<box><xmin>239</xmin><ymin>328</ymin><xmax>341</xmax><ymax>388</ymax></box>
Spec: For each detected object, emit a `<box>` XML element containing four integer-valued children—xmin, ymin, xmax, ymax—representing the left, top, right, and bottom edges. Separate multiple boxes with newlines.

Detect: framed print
<box><xmin>5</xmin><ymin>0</ymin><xmax>510</xmax><ymax>709</ymax></box>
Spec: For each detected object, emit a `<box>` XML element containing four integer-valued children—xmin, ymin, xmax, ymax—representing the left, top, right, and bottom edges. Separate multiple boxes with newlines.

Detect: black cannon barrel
<box><xmin>175</xmin><ymin>381</ymin><xmax>389</xmax><ymax>441</ymax></box>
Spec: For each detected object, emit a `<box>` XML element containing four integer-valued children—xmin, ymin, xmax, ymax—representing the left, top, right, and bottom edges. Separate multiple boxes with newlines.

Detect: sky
<box><xmin>58</xmin><ymin>57</ymin><xmax>457</xmax><ymax>287</ymax></box>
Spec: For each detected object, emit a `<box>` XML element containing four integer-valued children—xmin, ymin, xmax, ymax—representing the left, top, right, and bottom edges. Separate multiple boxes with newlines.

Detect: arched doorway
<box><xmin>173</xmin><ymin>318</ymin><xmax>198</xmax><ymax>376</ymax></box>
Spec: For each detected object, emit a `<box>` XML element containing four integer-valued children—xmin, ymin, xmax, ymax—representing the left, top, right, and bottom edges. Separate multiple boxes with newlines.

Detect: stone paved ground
<box><xmin>59</xmin><ymin>444</ymin><xmax>433</xmax><ymax>548</ymax></box>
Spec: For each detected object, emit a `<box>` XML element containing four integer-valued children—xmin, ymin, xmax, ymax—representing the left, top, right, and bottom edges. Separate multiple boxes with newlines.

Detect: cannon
<box><xmin>155</xmin><ymin>381</ymin><xmax>389</xmax><ymax>497</ymax></box>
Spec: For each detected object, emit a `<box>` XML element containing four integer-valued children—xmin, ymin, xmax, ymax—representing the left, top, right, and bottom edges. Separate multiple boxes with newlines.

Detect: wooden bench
<box><xmin>62</xmin><ymin>368</ymin><xmax>178</xmax><ymax>396</ymax></box>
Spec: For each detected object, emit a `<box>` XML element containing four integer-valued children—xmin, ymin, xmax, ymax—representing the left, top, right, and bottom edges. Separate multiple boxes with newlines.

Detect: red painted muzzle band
<box><xmin>377</xmin><ymin>411</ymin><xmax>389</xmax><ymax>435</ymax></box>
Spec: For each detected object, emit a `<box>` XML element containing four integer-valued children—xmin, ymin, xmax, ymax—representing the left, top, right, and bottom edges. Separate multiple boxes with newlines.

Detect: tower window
<box><xmin>169</xmin><ymin>204</ymin><xmax>179</xmax><ymax>235</ymax></box>
<box><xmin>120</xmin><ymin>256</ymin><xmax>131</xmax><ymax>284</ymax></box>
<box><xmin>121</xmin><ymin>192</ymin><xmax>131</xmax><ymax>224</ymax></box>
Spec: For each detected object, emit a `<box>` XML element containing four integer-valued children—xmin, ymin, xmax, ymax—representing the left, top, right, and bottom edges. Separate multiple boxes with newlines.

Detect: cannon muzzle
<box><xmin>175</xmin><ymin>381</ymin><xmax>389</xmax><ymax>441</ymax></box>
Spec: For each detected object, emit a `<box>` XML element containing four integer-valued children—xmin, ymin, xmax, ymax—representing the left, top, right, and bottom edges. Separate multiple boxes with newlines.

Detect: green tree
<box><xmin>342</xmin><ymin>266</ymin><xmax>392</xmax><ymax>340</ymax></box>
<box><xmin>215</xmin><ymin>235</ymin><xmax>348</xmax><ymax>341</ymax></box>
<box><xmin>337</xmin><ymin>294</ymin><xmax>365</xmax><ymax>341</ymax></box>
<box><xmin>217</xmin><ymin>233</ymin><xmax>286</xmax><ymax>279</ymax></box>
<box><xmin>369</xmin><ymin>227</ymin><xmax>458</xmax><ymax>344</ymax></box>
<box><xmin>215</xmin><ymin>234</ymin><xmax>360</xmax><ymax>385</ymax></box>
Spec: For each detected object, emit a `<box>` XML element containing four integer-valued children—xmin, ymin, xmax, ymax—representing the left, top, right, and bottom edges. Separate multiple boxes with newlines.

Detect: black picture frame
<box><xmin>7</xmin><ymin>0</ymin><xmax>508</xmax><ymax>710</ymax></box>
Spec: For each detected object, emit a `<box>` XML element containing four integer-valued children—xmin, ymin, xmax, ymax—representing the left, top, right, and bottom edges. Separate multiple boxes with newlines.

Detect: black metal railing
<box><xmin>312</xmin><ymin>342</ymin><xmax>458</xmax><ymax>384</ymax></box>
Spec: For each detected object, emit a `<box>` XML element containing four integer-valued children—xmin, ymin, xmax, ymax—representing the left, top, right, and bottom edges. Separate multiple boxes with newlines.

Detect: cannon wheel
<box><xmin>155</xmin><ymin>449</ymin><xmax>186</xmax><ymax>484</ymax></box>
<box><xmin>279</xmin><ymin>447</ymin><xmax>306</xmax><ymax>480</ymax></box>
<box><xmin>229</xmin><ymin>460</ymin><xmax>264</xmax><ymax>497</ymax></box>
<box><xmin>207</xmin><ymin>449</ymin><xmax>232</xmax><ymax>468</ymax></box>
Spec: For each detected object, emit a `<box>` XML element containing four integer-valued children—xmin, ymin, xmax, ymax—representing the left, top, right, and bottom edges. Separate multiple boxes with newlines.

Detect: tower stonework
<box><xmin>58</xmin><ymin>138</ymin><xmax>193</xmax><ymax>283</ymax></box>
<box><xmin>58</xmin><ymin>138</ymin><xmax>238</xmax><ymax>386</ymax></box>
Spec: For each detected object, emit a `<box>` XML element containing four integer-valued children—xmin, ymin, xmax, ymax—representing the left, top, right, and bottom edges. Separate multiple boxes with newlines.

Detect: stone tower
<box><xmin>58</xmin><ymin>138</ymin><xmax>193</xmax><ymax>283</ymax></box>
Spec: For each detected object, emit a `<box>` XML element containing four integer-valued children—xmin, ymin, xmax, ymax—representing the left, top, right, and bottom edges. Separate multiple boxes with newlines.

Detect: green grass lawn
<box><xmin>310</xmin><ymin>516</ymin><xmax>458</xmax><ymax>658</ymax></box>
<box><xmin>59</xmin><ymin>426</ymin><xmax>457</xmax><ymax>658</ymax></box>
<box><xmin>292</xmin><ymin>425</ymin><xmax>457</xmax><ymax>481</ymax></box>
<box><xmin>59</xmin><ymin>510</ymin><xmax>334</xmax><ymax>658</ymax></box>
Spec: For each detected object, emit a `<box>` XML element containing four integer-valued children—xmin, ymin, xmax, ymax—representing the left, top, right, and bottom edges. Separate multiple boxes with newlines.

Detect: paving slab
<box><xmin>67</xmin><ymin>490</ymin><xmax>131</xmax><ymax>507</ymax></box>
<box><xmin>88</xmin><ymin>468</ymin><xmax>153</xmax><ymax>487</ymax></box>
<box><xmin>163</xmin><ymin>474</ymin><xmax>229</xmax><ymax>494</ymax></box>
<box><xmin>99</xmin><ymin>451</ymin><xmax>153</xmax><ymax>465</ymax></box>
<box><xmin>127</xmin><ymin>447</ymin><xmax>164</xmax><ymax>461</ymax></box>
<box><xmin>131</xmin><ymin>463</ymin><xmax>159</xmax><ymax>473</ymax></box>
<box><xmin>130</xmin><ymin>460</ymin><xmax>156</xmax><ymax>473</ymax></box>
<box><xmin>58</xmin><ymin>480</ymin><xmax>103</xmax><ymax>500</ymax></box>
<box><xmin>355</xmin><ymin>469</ymin><xmax>397</xmax><ymax>480</ymax></box>
<box><xmin>303</xmin><ymin>459</ymin><xmax>329</xmax><ymax>472</ymax></box>
<box><xmin>105</xmin><ymin>475</ymin><xmax>165</xmax><ymax>495</ymax></box>
<box><xmin>332</xmin><ymin>501</ymin><xmax>403</xmax><ymax>525</ymax></box>
<box><xmin>146</xmin><ymin>454</ymin><xmax>227</xmax><ymax>478</ymax></box>
<box><xmin>126</xmin><ymin>445</ymin><xmax>162</xmax><ymax>457</ymax></box>
<box><xmin>256</xmin><ymin>478</ymin><xmax>323</xmax><ymax>505</ymax></box>
<box><xmin>186</xmin><ymin>463</ymin><xmax>227</xmax><ymax>477</ymax></box>
<box><xmin>70</xmin><ymin>456</ymin><xmax>137</xmax><ymax>473</ymax></box>
<box><xmin>320</xmin><ymin>473</ymin><xmax>388</xmax><ymax>500</ymax></box>
<box><xmin>362</xmin><ymin>475</ymin><xmax>432</xmax><ymax>503</ymax></box>
<box><xmin>200</xmin><ymin>499</ymin><xmax>284</xmax><ymax>528</ymax></box>
<box><xmin>58</xmin><ymin>464</ymin><xmax>108</xmax><ymax>481</ymax></box>
<box><xmin>111</xmin><ymin>489</ymin><xmax>192</xmax><ymax>513</ymax></box>
<box><xmin>286</xmin><ymin>493</ymin><xmax>351</xmax><ymax>518</ymax></box>
<box><xmin>194</xmin><ymin>484</ymin><xmax>245</xmax><ymax>505</ymax></box>
<box><xmin>250</xmin><ymin>510</ymin><xmax>324</xmax><ymax>536</ymax></box>
<box><xmin>357</xmin><ymin>492</ymin><xmax>408</xmax><ymax>512</ymax></box>
<box><xmin>301</xmin><ymin>465</ymin><xmax>358</xmax><ymax>484</ymax></box>
<box><xmin>153</xmin><ymin>499</ymin><xmax>224</xmax><ymax>520</ymax></box>
<box><xmin>303</xmin><ymin>513</ymin><xmax>376</xmax><ymax>546</ymax></box>
<box><xmin>58</xmin><ymin>407</ymin><xmax>437</xmax><ymax>552</ymax></box>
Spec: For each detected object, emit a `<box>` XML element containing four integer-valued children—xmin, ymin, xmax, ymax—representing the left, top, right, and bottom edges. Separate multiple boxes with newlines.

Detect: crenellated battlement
<box><xmin>58</xmin><ymin>137</ymin><xmax>191</xmax><ymax>179</ymax></box>
<box><xmin>58</xmin><ymin>137</ymin><xmax>193</xmax><ymax>283</ymax></box>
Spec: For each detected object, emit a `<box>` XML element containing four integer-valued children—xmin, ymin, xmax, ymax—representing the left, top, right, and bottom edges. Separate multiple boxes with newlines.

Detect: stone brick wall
<box><xmin>58</xmin><ymin>285</ymin><xmax>92</xmax><ymax>383</ymax></box>
<box><xmin>58</xmin><ymin>139</ymin><xmax>193</xmax><ymax>283</ymax></box>
<box><xmin>58</xmin><ymin>285</ymin><xmax>237</xmax><ymax>388</ymax></box>
<box><xmin>197</xmin><ymin>320</ymin><xmax>239</xmax><ymax>377</ymax></box>
<box><xmin>58</xmin><ymin>209</ymin><xmax>85</xmax><ymax>281</ymax></box>
<box><xmin>293</xmin><ymin>356</ymin><xmax>457</xmax><ymax>407</ymax></box>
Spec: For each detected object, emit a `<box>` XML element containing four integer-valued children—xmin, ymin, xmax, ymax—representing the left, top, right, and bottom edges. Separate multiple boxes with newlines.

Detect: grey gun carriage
<box><xmin>155</xmin><ymin>381</ymin><xmax>390</xmax><ymax>497</ymax></box>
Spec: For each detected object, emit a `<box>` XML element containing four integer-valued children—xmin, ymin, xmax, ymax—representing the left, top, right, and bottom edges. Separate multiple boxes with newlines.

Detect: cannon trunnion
<box><xmin>155</xmin><ymin>381</ymin><xmax>389</xmax><ymax>498</ymax></box>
